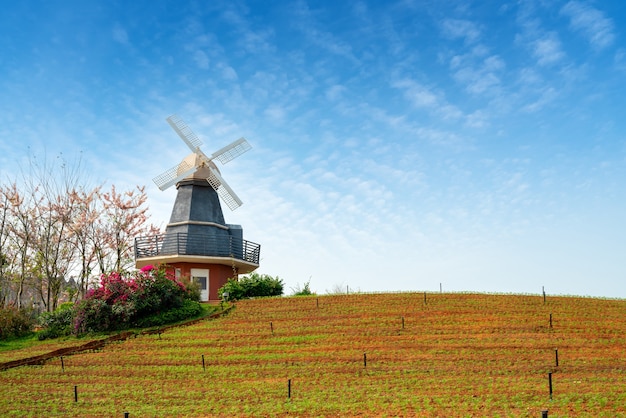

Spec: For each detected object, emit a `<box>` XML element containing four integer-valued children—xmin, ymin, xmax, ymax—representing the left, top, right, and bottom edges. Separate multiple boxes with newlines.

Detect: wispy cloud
<box><xmin>615</xmin><ymin>49</ymin><xmax>626</xmax><ymax>72</ymax></box>
<box><xmin>531</xmin><ymin>32</ymin><xmax>565</xmax><ymax>66</ymax></box>
<box><xmin>2</xmin><ymin>0</ymin><xmax>625</xmax><ymax>297</ymax></box>
<box><xmin>112</xmin><ymin>23</ymin><xmax>129</xmax><ymax>45</ymax></box>
<box><xmin>290</xmin><ymin>0</ymin><xmax>359</xmax><ymax>63</ymax></box>
<box><xmin>560</xmin><ymin>1</ymin><xmax>615</xmax><ymax>50</ymax></box>
<box><xmin>392</xmin><ymin>79</ymin><xmax>439</xmax><ymax>108</ymax></box>
<box><xmin>450</xmin><ymin>52</ymin><xmax>505</xmax><ymax>95</ymax></box>
<box><xmin>440</xmin><ymin>18</ymin><xmax>481</xmax><ymax>44</ymax></box>
<box><xmin>219</xmin><ymin>3</ymin><xmax>276</xmax><ymax>54</ymax></box>
<box><xmin>515</xmin><ymin>4</ymin><xmax>566</xmax><ymax>68</ymax></box>
<box><xmin>264</xmin><ymin>105</ymin><xmax>287</xmax><ymax>124</ymax></box>
<box><xmin>193</xmin><ymin>50</ymin><xmax>210</xmax><ymax>69</ymax></box>
<box><xmin>437</xmin><ymin>17</ymin><xmax>505</xmax><ymax>101</ymax></box>
<box><xmin>391</xmin><ymin>78</ymin><xmax>463</xmax><ymax>120</ymax></box>
<box><xmin>325</xmin><ymin>84</ymin><xmax>346</xmax><ymax>102</ymax></box>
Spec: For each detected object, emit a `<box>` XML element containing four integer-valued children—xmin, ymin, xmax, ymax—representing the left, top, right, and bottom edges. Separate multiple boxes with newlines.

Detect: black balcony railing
<box><xmin>134</xmin><ymin>232</ymin><xmax>261</xmax><ymax>265</ymax></box>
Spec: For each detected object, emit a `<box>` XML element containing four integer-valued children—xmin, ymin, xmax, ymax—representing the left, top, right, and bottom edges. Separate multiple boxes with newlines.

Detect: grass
<box><xmin>1</xmin><ymin>292</ymin><xmax>625</xmax><ymax>417</ymax></box>
<box><xmin>0</xmin><ymin>334</ymin><xmax>85</xmax><ymax>363</ymax></box>
<box><xmin>0</xmin><ymin>303</ymin><xmax>219</xmax><ymax>363</ymax></box>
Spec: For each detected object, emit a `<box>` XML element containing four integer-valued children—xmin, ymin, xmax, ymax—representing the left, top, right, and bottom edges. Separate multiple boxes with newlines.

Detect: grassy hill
<box><xmin>1</xmin><ymin>292</ymin><xmax>625</xmax><ymax>417</ymax></box>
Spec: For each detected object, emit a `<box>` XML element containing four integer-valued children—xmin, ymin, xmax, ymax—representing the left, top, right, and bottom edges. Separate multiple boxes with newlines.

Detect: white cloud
<box><xmin>264</xmin><ymin>105</ymin><xmax>287</xmax><ymax>124</ymax></box>
<box><xmin>522</xmin><ymin>86</ymin><xmax>557</xmax><ymax>112</ymax></box>
<box><xmin>449</xmin><ymin>50</ymin><xmax>506</xmax><ymax>97</ymax></box>
<box><xmin>219</xmin><ymin>64</ymin><xmax>238</xmax><ymax>80</ymax></box>
<box><xmin>193</xmin><ymin>50</ymin><xmax>210</xmax><ymax>69</ymax></box>
<box><xmin>515</xmin><ymin>4</ymin><xmax>567</xmax><ymax>68</ymax></box>
<box><xmin>533</xmin><ymin>33</ymin><xmax>565</xmax><ymax>66</ymax></box>
<box><xmin>517</xmin><ymin>67</ymin><xmax>542</xmax><ymax>86</ymax></box>
<box><xmin>325</xmin><ymin>84</ymin><xmax>346</xmax><ymax>102</ymax></box>
<box><xmin>112</xmin><ymin>23</ymin><xmax>128</xmax><ymax>45</ymax></box>
<box><xmin>560</xmin><ymin>1</ymin><xmax>615</xmax><ymax>50</ymax></box>
<box><xmin>290</xmin><ymin>0</ymin><xmax>359</xmax><ymax>63</ymax></box>
<box><xmin>440</xmin><ymin>18</ymin><xmax>481</xmax><ymax>44</ymax></box>
<box><xmin>464</xmin><ymin>110</ymin><xmax>488</xmax><ymax>129</ymax></box>
<box><xmin>3</xmin><ymin>0</ymin><xmax>625</xmax><ymax>298</ymax></box>
<box><xmin>452</xmin><ymin>60</ymin><xmax>502</xmax><ymax>95</ymax></box>
<box><xmin>392</xmin><ymin>79</ymin><xmax>438</xmax><ymax>108</ymax></box>
<box><xmin>220</xmin><ymin>4</ymin><xmax>275</xmax><ymax>54</ymax></box>
<box><xmin>240</xmin><ymin>28</ymin><xmax>275</xmax><ymax>54</ymax></box>
<box><xmin>391</xmin><ymin>78</ymin><xmax>463</xmax><ymax>120</ymax></box>
<box><xmin>615</xmin><ymin>49</ymin><xmax>626</xmax><ymax>72</ymax></box>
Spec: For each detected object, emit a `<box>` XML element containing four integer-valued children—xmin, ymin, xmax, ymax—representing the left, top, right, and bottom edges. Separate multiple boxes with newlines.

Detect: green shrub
<box><xmin>134</xmin><ymin>300</ymin><xmax>203</xmax><ymax>327</ymax></box>
<box><xmin>292</xmin><ymin>280</ymin><xmax>315</xmax><ymax>296</ymax></box>
<box><xmin>34</xmin><ymin>265</ymin><xmax>206</xmax><ymax>338</ymax></box>
<box><xmin>73</xmin><ymin>297</ymin><xmax>113</xmax><ymax>334</ymax></box>
<box><xmin>181</xmin><ymin>278</ymin><xmax>201</xmax><ymax>302</ymax></box>
<box><xmin>218</xmin><ymin>273</ymin><xmax>284</xmax><ymax>301</ymax></box>
<box><xmin>70</xmin><ymin>264</ymin><xmax>199</xmax><ymax>335</ymax></box>
<box><xmin>131</xmin><ymin>272</ymin><xmax>186</xmax><ymax>317</ymax></box>
<box><xmin>38</xmin><ymin>303</ymin><xmax>75</xmax><ymax>340</ymax></box>
<box><xmin>218</xmin><ymin>279</ymin><xmax>245</xmax><ymax>301</ymax></box>
<box><xmin>37</xmin><ymin>329</ymin><xmax>59</xmax><ymax>340</ymax></box>
<box><xmin>0</xmin><ymin>306</ymin><xmax>35</xmax><ymax>340</ymax></box>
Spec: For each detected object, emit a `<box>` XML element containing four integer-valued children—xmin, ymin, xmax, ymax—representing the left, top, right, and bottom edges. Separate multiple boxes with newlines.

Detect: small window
<box><xmin>195</xmin><ymin>277</ymin><xmax>208</xmax><ymax>290</ymax></box>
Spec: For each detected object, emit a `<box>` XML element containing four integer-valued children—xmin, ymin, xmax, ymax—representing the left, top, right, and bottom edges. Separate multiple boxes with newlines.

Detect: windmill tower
<box><xmin>134</xmin><ymin>115</ymin><xmax>260</xmax><ymax>301</ymax></box>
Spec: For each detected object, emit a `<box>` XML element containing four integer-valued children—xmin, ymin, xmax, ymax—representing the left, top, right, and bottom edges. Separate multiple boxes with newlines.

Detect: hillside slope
<box><xmin>1</xmin><ymin>292</ymin><xmax>625</xmax><ymax>417</ymax></box>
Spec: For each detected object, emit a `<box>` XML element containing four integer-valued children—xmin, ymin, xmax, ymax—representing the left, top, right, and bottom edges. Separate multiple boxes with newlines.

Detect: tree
<box><xmin>67</xmin><ymin>186</ymin><xmax>101</xmax><ymax>299</ymax></box>
<box><xmin>0</xmin><ymin>152</ymin><xmax>160</xmax><ymax>311</ymax></box>
<box><xmin>94</xmin><ymin>185</ymin><xmax>159</xmax><ymax>274</ymax></box>
<box><xmin>0</xmin><ymin>189</ymin><xmax>10</xmax><ymax>307</ymax></box>
<box><xmin>28</xmin><ymin>155</ymin><xmax>161</xmax><ymax>310</ymax></box>
<box><xmin>25</xmin><ymin>154</ymin><xmax>82</xmax><ymax>311</ymax></box>
<box><xmin>1</xmin><ymin>182</ymin><xmax>37</xmax><ymax>309</ymax></box>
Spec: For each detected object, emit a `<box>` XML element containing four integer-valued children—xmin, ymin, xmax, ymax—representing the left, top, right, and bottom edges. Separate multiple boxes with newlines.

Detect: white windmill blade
<box><xmin>166</xmin><ymin>114</ymin><xmax>204</xmax><ymax>153</ymax></box>
<box><xmin>152</xmin><ymin>158</ymin><xmax>197</xmax><ymax>191</ymax></box>
<box><xmin>210</xmin><ymin>137</ymin><xmax>252</xmax><ymax>165</ymax></box>
<box><xmin>207</xmin><ymin>166</ymin><xmax>243</xmax><ymax>210</ymax></box>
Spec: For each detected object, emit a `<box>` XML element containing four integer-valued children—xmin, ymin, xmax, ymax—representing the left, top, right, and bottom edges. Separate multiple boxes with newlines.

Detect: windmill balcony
<box><xmin>134</xmin><ymin>232</ymin><xmax>261</xmax><ymax>265</ymax></box>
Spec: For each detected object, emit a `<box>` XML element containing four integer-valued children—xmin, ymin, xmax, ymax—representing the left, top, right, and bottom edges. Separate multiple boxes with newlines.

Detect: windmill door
<box><xmin>191</xmin><ymin>268</ymin><xmax>209</xmax><ymax>301</ymax></box>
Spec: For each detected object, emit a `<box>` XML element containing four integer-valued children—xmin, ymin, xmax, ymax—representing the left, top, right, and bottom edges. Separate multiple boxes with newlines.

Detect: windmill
<box><xmin>134</xmin><ymin>114</ymin><xmax>260</xmax><ymax>301</ymax></box>
<box><xmin>153</xmin><ymin>114</ymin><xmax>252</xmax><ymax>210</ymax></box>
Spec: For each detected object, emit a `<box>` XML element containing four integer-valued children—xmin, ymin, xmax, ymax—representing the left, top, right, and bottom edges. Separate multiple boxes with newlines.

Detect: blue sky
<box><xmin>1</xmin><ymin>1</ymin><xmax>625</xmax><ymax>297</ymax></box>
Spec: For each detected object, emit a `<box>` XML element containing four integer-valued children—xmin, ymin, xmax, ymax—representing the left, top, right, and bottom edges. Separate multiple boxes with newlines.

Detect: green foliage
<box><xmin>218</xmin><ymin>279</ymin><xmax>245</xmax><ymax>301</ymax></box>
<box><xmin>292</xmin><ymin>280</ymin><xmax>316</xmax><ymax>296</ymax></box>
<box><xmin>130</xmin><ymin>270</ymin><xmax>189</xmax><ymax>319</ymax></box>
<box><xmin>0</xmin><ymin>306</ymin><xmax>35</xmax><ymax>340</ymax></box>
<box><xmin>73</xmin><ymin>298</ymin><xmax>112</xmax><ymax>334</ymax></box>
<box><xmin>35</xmin><ymin>265</ymin><xmax>202</xmax><ymax>336</ymax></box>
<box><xmin>134</xmin><ymin>300</ymin><xmax>204</xmax><ymax>328</ymax></box>
<box><xmin>181</xmin><ymin>278</ymin><xmax>201</xmax><ymax>302</ymax></box>
<box><xmin>218</xmin><ymin>273</ymin><xmax>284</xmax><ymax>301</ymax></box>
<box><xmin>58</xmin><ymin>302</ymin><xmax>74</xmax><ymax>310</ymax></box>
<box><xmin>37</xmin><ymin>303</ymin><xmax>75</xmax><ymax>340</ymax></box>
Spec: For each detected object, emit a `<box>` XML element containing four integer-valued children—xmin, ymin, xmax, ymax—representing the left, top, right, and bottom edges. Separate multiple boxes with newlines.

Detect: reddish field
<box><xmin>1</xmin><ymin>292</ymin><xmax>625</xmax><ymax>417</ymax></box>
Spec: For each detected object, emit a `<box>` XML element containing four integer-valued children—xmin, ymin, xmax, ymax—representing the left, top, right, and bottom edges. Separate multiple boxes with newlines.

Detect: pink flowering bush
<box><xmin>72</xmin><ymin>265</ymin><xmax>199</xmax><ymax>335</ymax></box>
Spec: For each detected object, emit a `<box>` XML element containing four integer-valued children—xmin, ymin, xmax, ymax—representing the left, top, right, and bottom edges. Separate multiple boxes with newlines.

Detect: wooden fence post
<box><xmin>555</xmin><ymin>349</ymin><xmax>559</xmax><ymax>367</ymax></box>
<box><xmin>548</xmin><ymin>372</ymin><xmax>553</xmax><ymax>400</ymax></box>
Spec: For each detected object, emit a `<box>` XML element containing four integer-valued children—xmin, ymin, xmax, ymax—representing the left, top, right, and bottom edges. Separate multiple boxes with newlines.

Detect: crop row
<box><xmin>1</xmin><ymin>292</ymin><xmax>625</xmax><ymax>416</ymax></box>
